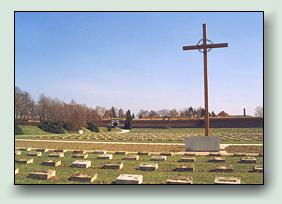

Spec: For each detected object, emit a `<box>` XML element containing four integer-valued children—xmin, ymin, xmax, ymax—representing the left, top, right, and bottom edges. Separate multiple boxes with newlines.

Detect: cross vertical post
<box><xmin>202</xmin><ymin>24</ymin><xmax>209</xmax><ymax>136</ymax></box>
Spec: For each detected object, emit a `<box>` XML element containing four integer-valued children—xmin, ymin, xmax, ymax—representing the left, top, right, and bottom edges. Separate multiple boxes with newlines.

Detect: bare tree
<box><xmin>254</xmin><ymin>106</ymin><xmax>263</xmax><ymax>117</ymax></box>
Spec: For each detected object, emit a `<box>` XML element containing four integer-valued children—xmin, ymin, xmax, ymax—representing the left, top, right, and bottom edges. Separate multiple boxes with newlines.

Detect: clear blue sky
<box><xmin>15</xmin><ymin>12</ymin><xmax>263</xmax><ymax>115</ymax></box>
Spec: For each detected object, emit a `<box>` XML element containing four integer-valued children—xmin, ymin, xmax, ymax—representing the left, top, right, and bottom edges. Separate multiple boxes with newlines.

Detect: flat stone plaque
<box><xmin>167</xmin><ymin>176</ymin><xmax>193</xmax><ymax>184</ymax></box>
<box><xmin>138</xmin><ymin>163</ymin><xmax>158</xmax><ymax>171</ymax></box>
<box><xmin>41</xmin><ymin>160</ymin><xmax>61</xmax><ymax>167</ymax></box>
<box><xmin>160</xmin><ymin>152</ymin><xmax>174</xmax><ymax>156</ymax></box>
<box><xmin>214</xmin><ymin>176</ymin><xmax>241</xmax><ymax>184</ymax></box>
<box><xmin>54</xmin><ymin>149</ymin><xmax>67</xmax><ymax>153</ymax></box>
<box><xmin>179</xmin><ymin>157</ymin><xmax>195</xmax><ymax>162</ymax></box>
<box><xmin>138</xmin><ymin>152</ymin><xmax>151</xmax><ymax>155</ymax></box>
<box><xmin>27</xmin><ymin>151</ymin><xmax>42</xmax><ymax>157</ymax></box>
<box><xmin>69</xmin><ymin>173</ymin><xmax>97</xmax><ymax>182</ymax></box>
<box><xmin>97</xmin><ymin>154</ymin><xmax>113</xmax><ymax>160</ymax></box>
<box><xmin>36</xmin><ymin>148</ymin><xmax>49</xmax><ymax>152</ymax></box>
<box><xmin>15</xmin><ymin>150</ymin><xmax>21</xmax><ymax>156</ymax></box>
<box><xmin>92</xmin><ymin>150</ymin><xmax>107</xmax><ymax>154</ymax></box>
<box><xmin>71</xmin><ymin>160</ymin><xmax>91</xmax><ymax>168</ymax></box>
<box><xmin>49</xmin><ymin>152</ymin><xmax>64</xmax><ymax>158</ymax></box>
<box><xmin>73</xmin><ymin>150</ymin><xmax>86</xmax><ymax>154</ymax></box>
<box><xmin>174</xmin><ymin>165</ymin><xmax>194</xmax><ymax>172</ymax></box>
<box><xmin>73</xmin><ymin>153</ymin><xmax>88</xmax><ymax>159</ymax></box>
<box><xmin>15</xmin><ymin>158</ymin><xmax>33</xmax><ymax>164</ymax></box>
<box><xmin>115</xmin><ymin>151</ymin><xmax>128</xmax><ymax>155</ymax></box>
<box><xmin>209</xmin><ymin>157</ymin><xmax>225</xmax><ymax>163</ymax></box>
<box><xmin>185</xmin><ymin>136</ymin><xmax>220</xmax><ymax>152</ymax></box>
<box><xmin>123</xmin><ymin>155</ymin><xmax>139</xmax><ymax>161</ymax></box>
<box><xmin>151</xmin><ymin>156</ymin><xmax>167</xmax><ymax>161</ymax></box>
<box><xmin>213</xmin><ymin>165</ymin><xmax>233</xmax><ymax>172</ymax></box>
<box><xmin>116</xmin><ymin>174</ymin><xmax>143</xmax><ymax>184</ymax></box>
<box><xmin>240</xmin><ymin>157</ymin><xmax>256</xmax><ymax>164</ymax></box>
<box><xmin>103</xmin><ymin>162</ymin><xmax>123</xmax><ymax>170</ymax></box>
<box><xmin>15</xmin><ymin>168</ymin><xmax>19</xmax><ymax>175</ymax></box>
<box><xmin>29</xmin><ymin>170</ymin><xmax>56</xmax><ymax>180</ymax></box>
<box><xmin>253</xmin><ymin>165</ymin><xmax>263</xmax><ymax>173</ymax></box>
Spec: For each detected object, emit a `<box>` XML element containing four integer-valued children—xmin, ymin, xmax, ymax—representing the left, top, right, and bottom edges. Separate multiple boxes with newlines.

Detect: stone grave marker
<box><xmin>27</xmin><ymin>151</ymin><xmax>42</xmax><ymax>157</ymax></box>
<box><xmin>54</xmin><ymin>149</ymin><xmax>67</xmax><ymax>153</ymax></box>
<box><xmin>123</xmin><ymin>155</ymin><xmax>139</xmax><ymax>161</ymax></box>
<box><xmin>35</xmin><ymin>148</ymin><xmax>49</xmax><ymax>152</ymax></box>
<box><xmin>138</xmin><ymin>163</ymin><xmax>158</xmax><ymax>171</ymax></box>
<box><xmin>15</xmin><ymin>150</ymin><xmax>21</xmax><ymax>156</ymax></box>
<box><xmin>69</xmin><ymin>173</ymin><xmax>97</xmax><ymax>183</ymax></box>
<box><xmin>160</xmin><ymin>152</ymin><xmax>174</xmax><ymax>156</ymax></box>
<box><xmin>116</xmin><ymin>174</ymin><xmax>143</xmax><ymax>184</ymax></box>
<box><xmin>150</xmin><ymin>155</ymin><xmax>167</xmax><ymax>161</ymax></box>
<box><xmin>213</xmin><ymin>165</ymin><xmax>233</xmax><ymax>172</ymax></box>
<box><xmin>240</xmin><ymin>157</ymin><xmax>256</xmax><ymax>164</ymax></box>
<box><xmin>103</xmin><ymin>162</ymin><xmax>124</xmax><ymax>170</ymax></box>
<box><xmin>49</xmin><ymin>152</ymin><xmax>64</xmax><ymax>158</ymax></box>
<box><xmin>71</xmin><ymin>160</ymin><xmax>91</xmax><ymax>168</ymax></box>
<box><xmin>73</xmin><ymin>150</ymin><xmax>86</xmax><ymax>154</ymax></box>
<box><xmin>41</xmin><ymin>160</ymin><xmax>61</xmax><ymax>167</ymax></box>
<box><xmin>15</xmin><ymin>168</ymin><xmax>19</xmax><ymax>175</ymax></box>
<box><xmin>208</xmin><ymin>157</ymin><xmax>225</xmax><ymax>163</ymax></box>
<box><xmin>167</xmin><ymin>176</ymin><xmax>193</xmax><ymax>184</ymax></box>
<box><xmin>252</xmin><ymin>165</ymin><xmax>263</xmax><ymax>173</ymax></box>
<box><xmin>73</xmin><ymin>153</ymin><xmax>88</xmax><ymax>159</ymax></box>
<box><xmin>92</xmin><ymin>150</ymin><xmax>107</xmax><ymax>154</ymax></box>
<box><xmin>214</xmin><ymin>176</ymin><xmax>241</xmax><ymax>184</ymax></box>
<box><xmin>179</xmin><ymin>157</ymin><xmax>195</xmax><ymax>162</ymax></box>
<box><xmin>184</xmin><ymin>152</ymin><xmax>196</xmax><ymax>156</ymax></box>
<box><xmin>29</xmin><ymin>169</ymin><xmax>56</xmax><ymax>180</ymax></box>
<box><xmin>138</xmin><ymin>152</ymin><xmax>151</xmax><ymax>156</ymax></box>
<box><xmin>114</xmin><ymin>151</ymin><xmax>128</xmax><ymax>155</ymax></box>
<box><xmin>174</xmin><ymin>165</ymin><xmax>194</xmax><ymax>172</ymax></box>
<box><xmin>97</xmin><ymin>154</ymin><xmax>113</xmax><ymax>160</ymax></box>
<box><xmin>15</xmin><ymin>158</ymin><xmax>33</xmax><ymax>164</ymax></box>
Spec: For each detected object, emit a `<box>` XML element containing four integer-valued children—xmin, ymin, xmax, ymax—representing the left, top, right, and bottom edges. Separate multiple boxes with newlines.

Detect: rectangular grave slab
<box><xmin>213</xmin><ymin>165</ymin><xmax>233</xmax><ymax>172</ymax></box>
<box><xmin>253</xmin><ymin>165</ymin><xmax>263</xmax><ymax>173</ymax></box>
<box><xmin>185</xmin><ymin>136</ymin><xmax>220</xmax><ymax>152</ymax></box>
<box><xmin>69</xmin><ymin>173</ymin><xmax>97</xmax><ymax>183</ymax></box>
<box><xmin>209</xmin><ymin>157</ymin><xmax>225</xmax><ymax>163</ymax></box>
<box><xmin>246</xmin><ymin>153</ymin><xmax>260</xmax><ymax>157</ymax></box>
<box><xmin>167</xmin><ymin>176</ymin><xmax>193</xmax><ymax>184</ymax></box>
<box><xmin>35</xmin><ymin>148</ymin><xmax>49</xmax><ymax>152</ymax></box>
<box><xmin>71</xmin><ymin>160</ymin><xmax>91</xmax><ymax>168</ymax></box>
<box><xmin>138</xmin><ymin>152</ymin><xmax>151</xmax><ymax>156</ymax></box>
<box><xmin>240</xmin><ymin>157</ymin><xmax>256</xmax><ymax>164</ymax></box>
<box><xmin>73</xmin><ymin>150</ymin><xmax>86</xmax><ymax>154</ymax></box>
<box><xmin>15</xmin><ymin>158</ymin><xmax>33</xmax><ymax>164</ymax></box>
<box><xmin>179</xmin><ymin>157</ymin><xmax>195</xmax><ymax>162</ymax></box>
<box><xmin>184</xmin><ymin>153</ymin><xmax>196</xmax><ymax>156</ymax></box>
<box><xmin>160</xmin><ymin>152</ymin><xmax>173</xmax><ymax>156</ymax></box>
<box><xmin>209</xmin><ymin>152</ymin><xmax>222</xmax><ymax>157</ymax></box>
<box><xmin>103</xmin><ymin>162</ymin><xmax>124</xmax><ymax>170</ymax></box>
<box><xmin>138</xmin><ymin>163</ymin><xmax>158</xmax><ymax>171</ymax></box>
<box><xmin>115</xmin><ymin>151</ymin><xmax>128</xmax><ymax>155</ymax></box>
<box><xmin>15</xmin><ymin>150</ymin><xmax>21</xmax><ymax>156</ymax></box>
<box><xmin>49</xmin><ymin>152</ymin><xmax>64</xmax><ymax>158</ymax></box>
<box><xmin>116</xmin><ymin>174</ymin><xmax>143</xmax><ymax>184</ymax></box>
<box><xmin>150</xmin><ymin>156</ymin><xmax>167</xmax><ymax>161</ymax></box>
<box><xmin>123</xmin><ymin>155</ymin><xmax>139</xmax><ymax>161</ymax></box>
<box><xmin>15</xmin><ymin>168</ymin><xmax>19</xmax><ymax>175</ymax></box>
<box><xmin>174</xmin><ymin>165</ymin><xmax>194</xmax><ymax>172</ymax></box>
<box><xmin>53</xmin><ymin>149</ymin><xmax>67</xmax><ymax>153</ymax></box>
<box><xmin>27</xmin><ymin>151</ymin><xmax>42</xmax><ymax>157</ymax></box>
<box><xmin>97</xmin><ymin>154</ymin><xmax>113</xmax><ymax>160</ymax></box>
<box><xmin>233</xmin><ymin>153</ymin><xmax>247</xmax><ymax>157</ymax></box>
<box><xmin>92</xmin><ymin>150</ymin><xmax>107</xmax><ymax>154</ymax></box>
<box><xmin>29</xmin><ymin>170</ymin><xmax>56</xmax><ymax>180</ymax></box>
<box><xmin>73</xmin><ymin>153</ymin><xmax>88</xmax><ymax>159</ymax></box>
<box><xmin>41</xmin><ymin>160</ymin><xmax>61</xmax><ymax>167</ymax></box>
<box><xmin>18</xmin><ymin>147</ymin><xmax>32</xmax><ymax>151</ymax></box>
<box><xmin>214</xmin><ymin>177</ymin><xmax>241</xmax><ymax>184</ymax></box>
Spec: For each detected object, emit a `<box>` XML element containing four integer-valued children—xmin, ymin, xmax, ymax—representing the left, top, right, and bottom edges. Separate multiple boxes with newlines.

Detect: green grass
<box><xmin>18</xmin><ymin>125</ymin><xmax>50</xmax><ymax>135</ymax></box>
<box><xmin>16</xmin><ymin>127</ymin><xmax>263</xmax><ymax>144</ymax></box>
<box><xmin>15</xmin><ymin>150</ymin><xmax>263</xmax><ymax>184</ymax></box>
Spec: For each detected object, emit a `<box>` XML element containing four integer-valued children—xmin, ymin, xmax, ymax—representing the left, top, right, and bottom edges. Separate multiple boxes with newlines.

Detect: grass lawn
<box><xmin>18</xmin><ymin>125</ymin><xmax>50</xmax><ymax>135</ymax></box>
<box><xmin>15</xmin><ymin>150</ymin><xmax>263</xmax><ymax>184</ymax></box>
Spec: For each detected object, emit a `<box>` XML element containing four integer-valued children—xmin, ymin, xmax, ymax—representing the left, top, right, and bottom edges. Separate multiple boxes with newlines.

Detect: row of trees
<box><xmin>15</xmin><ymin>87</ymin><xmax>130</xmax><ymax>131</ymax></box>
<box><xmin>136</xmin><ymin>107</ymin><xmax>216</xmax><ymax>119</ymax></box>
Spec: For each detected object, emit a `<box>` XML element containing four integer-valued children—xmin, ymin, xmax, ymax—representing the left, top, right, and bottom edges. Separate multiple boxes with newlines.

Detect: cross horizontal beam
<box><xmin>183</xmin><ymin>43</ymin><xmax>228</xmax><ymax>51</ymax></box>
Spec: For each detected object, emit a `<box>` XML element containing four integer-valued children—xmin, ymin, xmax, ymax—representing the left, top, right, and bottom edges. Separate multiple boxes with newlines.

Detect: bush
<box><xmin>15</xmin><ymin>124</ymin><xmax>23</xmax><ymax>135</ymax></box>
<box><xmin>87</xmin><ymin>123</ymin><xmax>100</xmax><ymax>132</ymax></box>
<box><xmin>38</xmin><ymin>121</ymin><xmax>65</xmax><ymax>134</ymax></box>
<box><xmin>107</xmin><ymin>125</ymin><xmax>112</xmax><ymax>132</ymax></box>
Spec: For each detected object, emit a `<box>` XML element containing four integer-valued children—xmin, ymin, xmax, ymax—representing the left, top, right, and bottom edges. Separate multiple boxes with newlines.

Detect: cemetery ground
<box><xmin>15</xmin><ymin>126</ymin><xmax>263</xmax><ymax>184</ymax></box>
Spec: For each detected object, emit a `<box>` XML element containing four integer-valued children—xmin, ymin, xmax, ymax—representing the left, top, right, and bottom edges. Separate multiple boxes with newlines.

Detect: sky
<box><xmin>15</xmin><ymin>12</ymin><xmax>263</xmax><ymax>115</ymax></box>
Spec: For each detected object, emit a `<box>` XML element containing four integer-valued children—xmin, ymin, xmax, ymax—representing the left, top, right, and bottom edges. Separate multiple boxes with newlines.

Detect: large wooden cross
<box><xmin>183</xmin><ymin>24</ymin><xmax>228</xmax><ymax>136</ymax></box>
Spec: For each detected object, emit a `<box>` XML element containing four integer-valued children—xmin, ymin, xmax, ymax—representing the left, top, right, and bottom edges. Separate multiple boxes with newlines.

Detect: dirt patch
<box><xmin>225</xmin><ymin>145</ymin><xmax>263</xmax><ymax>153</ymax></box>
<box><xmin>16</xmin><ymin>140</ymin><xmax>184</xmax><ymax>152</ymax></box>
